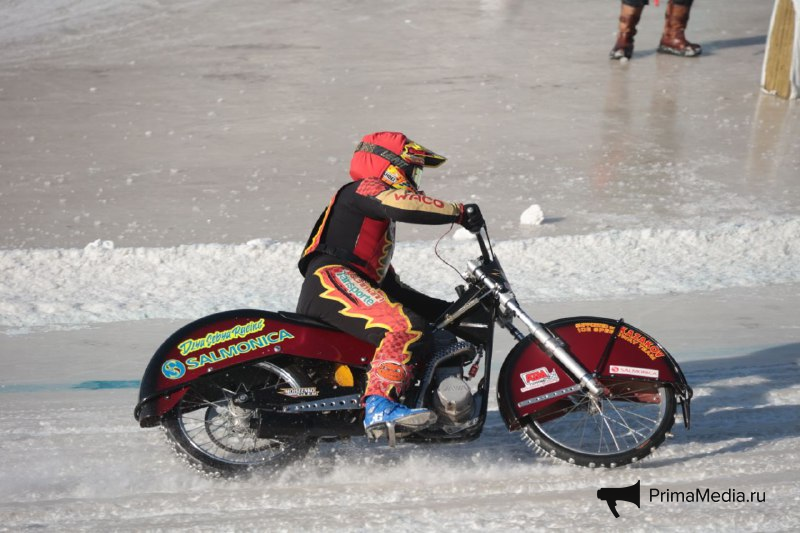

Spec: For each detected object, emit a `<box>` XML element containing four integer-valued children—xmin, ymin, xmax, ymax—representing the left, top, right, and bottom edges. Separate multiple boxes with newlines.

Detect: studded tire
<box><xmin>162</xmin><ymin>360</ymin><xmax>315</xmax><ymax>475</ymax></box>
<box><xmin>521</xmin><ymin>383</ymin><xmax>677</xmax><ymax>468</ymax></box>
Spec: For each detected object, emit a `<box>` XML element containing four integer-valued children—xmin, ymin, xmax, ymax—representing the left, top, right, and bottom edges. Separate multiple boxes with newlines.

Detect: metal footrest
<box><xmin>283</xmin><ymin>394</ymin><xmax>361</xmax><ymax>413</ymax></box>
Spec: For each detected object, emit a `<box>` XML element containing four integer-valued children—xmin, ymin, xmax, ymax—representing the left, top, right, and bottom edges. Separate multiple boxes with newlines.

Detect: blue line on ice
<box><xmin>0</xmin><ymin>380</ymin><xmax>140</xmax><ymax>393</ymax></box>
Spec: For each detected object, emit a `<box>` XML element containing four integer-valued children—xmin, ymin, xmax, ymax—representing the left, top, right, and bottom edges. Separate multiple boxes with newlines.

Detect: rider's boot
<box><xmin>657</xmin><ymin>1</ymin><xmax>702</xmax><ymax>57</ymax></box>
<box><xmin>363</xmin><ymin>395</ymin><xmax>437</xmax><ymax>447</ymax></box>
<box><xmin>610</xmin><ymin>3</ymin><xmax>644</xmax><ymax>60</ymax></box>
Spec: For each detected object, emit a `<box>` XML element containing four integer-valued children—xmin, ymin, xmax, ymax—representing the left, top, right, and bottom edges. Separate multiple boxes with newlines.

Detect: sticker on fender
<box><xmin>609</xmin><ymin>365</ymin><xmax>659</xmax><ymax>379</ymax></box>
<box><xmin>520</xmin><ymin>367</ymin><xmax>560</xmax><ymax>392</ymax></box>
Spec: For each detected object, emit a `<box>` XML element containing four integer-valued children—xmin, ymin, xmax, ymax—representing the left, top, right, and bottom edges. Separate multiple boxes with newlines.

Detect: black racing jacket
<box><xmin>299</xmin><ymin>177</ymin><xmax>463</xmax><ymax>284</ymax></box>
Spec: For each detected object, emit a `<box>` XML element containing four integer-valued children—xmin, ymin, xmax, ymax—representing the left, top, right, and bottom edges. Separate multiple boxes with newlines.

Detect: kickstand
<box><xmin>386</xmin><ymin>421</ymin><xmax>397</xmax><ymax>448</ymax></box>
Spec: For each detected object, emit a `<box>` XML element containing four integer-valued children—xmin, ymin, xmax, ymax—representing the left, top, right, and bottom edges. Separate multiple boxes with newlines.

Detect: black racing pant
<box><xmin>296</xmin><ymin>255</ymin><xmax>448</xmax><ymax>401</ymax></box>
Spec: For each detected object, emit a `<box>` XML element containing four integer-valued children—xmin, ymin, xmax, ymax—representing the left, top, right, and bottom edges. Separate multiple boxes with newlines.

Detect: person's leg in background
<box><xmin>611</xmin><ymin>0</ymin><xmax>647</xmax><ymax>60</ymax></box>
<box><xmin>658</xmin><ymin>0</ymin><xmax>702</xmax><ymax>56</ymax></box>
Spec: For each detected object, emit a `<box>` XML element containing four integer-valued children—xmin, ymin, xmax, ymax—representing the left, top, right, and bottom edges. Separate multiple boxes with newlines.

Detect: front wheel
<box><xmin>521</xmin><ymin>382</ymin><xmax>676</xmax><ymax>467</ymax></box>
<box><xmin>162</xmin><ymin>360</ymin><xmax>314</xmax><ymax>475</ymax></box>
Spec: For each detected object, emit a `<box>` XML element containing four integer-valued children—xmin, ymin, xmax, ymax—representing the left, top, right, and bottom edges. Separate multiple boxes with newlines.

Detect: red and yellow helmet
<box><xmin>349</xmin><ymin>132</ymin><xmax>447</xmax><ymax>192</ymax></box>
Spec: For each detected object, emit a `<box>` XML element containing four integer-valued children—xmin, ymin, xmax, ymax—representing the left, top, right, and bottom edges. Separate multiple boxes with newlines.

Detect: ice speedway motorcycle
<box><xmin>135</xmin><ymin>215</ymin><xmax>693</xmax><ymax>474</ymax></box>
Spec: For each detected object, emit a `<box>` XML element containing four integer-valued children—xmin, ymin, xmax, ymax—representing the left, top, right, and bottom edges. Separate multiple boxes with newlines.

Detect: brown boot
<box><xmin>610</xmin><ymin>4</ymin><xmax>645</xmax><ymax>60</ymax></box>
<box><xmin>658</xmin><ymin>1</ymin><xmax>702</xmax><ymax>56</ymax></box>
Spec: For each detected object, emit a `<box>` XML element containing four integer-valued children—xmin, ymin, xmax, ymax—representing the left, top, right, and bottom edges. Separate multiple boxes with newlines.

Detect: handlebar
<box><xmin>463</xmin><ymin>206</ymin><xmax>493</xmax><ymax>262</ymax></box>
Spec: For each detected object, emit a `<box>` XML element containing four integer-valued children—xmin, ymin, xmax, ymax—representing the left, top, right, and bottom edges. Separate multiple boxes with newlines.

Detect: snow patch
<box><xmin>84</xmin><ymin>239</ymin><xmax>115</xmax><ymax>251</ymax></box>
<box><xmin>452</xmin><ymin>227</ymin><xmax>475</xmax><ymax>240</ymax></box>
<box><xmin>520</xmin><ymin>204</ymin><xmax>544</xmax><ymax>226</ymax></box>
<box><xmin>2</xmin><ymin>217</ymin><xmax>799</xmax><ymax>329</ymax></box>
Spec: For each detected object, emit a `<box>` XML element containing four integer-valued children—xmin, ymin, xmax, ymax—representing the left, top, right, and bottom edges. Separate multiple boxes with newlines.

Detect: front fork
<box><xmin>506</xmin><ymin>299</ymin><xmax>606</xmax><ymax>397</ymax></box>
<box><xmin>470</xmin><ymin>261</ymin><xmax>606</xmax><ymax>398</ymax></box>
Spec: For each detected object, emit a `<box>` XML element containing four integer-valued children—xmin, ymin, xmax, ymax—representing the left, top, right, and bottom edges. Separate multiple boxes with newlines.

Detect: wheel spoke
<box><xmin>599</xmin><ymin>403</ymin><xmax>622</xmax><ymax>452</ymax></box>
<box><xmin>530</xmin><ymin>385</ymin><xmax>673</xmax><ymax>463</ymax></box>
<box><xmin>604</xmin><ymin>402</ymin><xmax>653</xmax><ymax>440</ymax></box>
<box><xmin>165</xmin><ymin>361</ymin><xmax>312</xmax><ymax>470</ymax></box>
<box><xmin>602</xmin><ymin>411</ymin><xmax>651</xmax><ymax>442</ymax></box>
<box><xmin>606</xmin><ymin>403</ymin><xmax>661</xmax><ymax>425</ymax></box>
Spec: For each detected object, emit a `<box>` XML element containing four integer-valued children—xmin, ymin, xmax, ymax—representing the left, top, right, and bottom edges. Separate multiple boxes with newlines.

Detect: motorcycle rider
<box><xmin>296</xmin><ymin>131</ymin><xmax>484</xmax><ymax>441</ymax></box>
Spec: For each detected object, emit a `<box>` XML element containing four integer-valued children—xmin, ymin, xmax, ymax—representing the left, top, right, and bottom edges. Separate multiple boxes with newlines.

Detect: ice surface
<box><xmin>0</xmin><ymin>0</ymin><xmax>798</xmax><ymax>249</ymax></box>
<box><xmin>1</xmin><ymin>1</ymin><xmax>799</xmax><ymax>531</ymax></box>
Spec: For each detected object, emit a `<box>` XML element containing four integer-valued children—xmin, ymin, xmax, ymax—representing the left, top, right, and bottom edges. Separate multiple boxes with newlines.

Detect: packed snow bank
<box><xmin>2</xmin><ymin>217</ymin><xmax>798</xmax><ymax>330</ymax></box>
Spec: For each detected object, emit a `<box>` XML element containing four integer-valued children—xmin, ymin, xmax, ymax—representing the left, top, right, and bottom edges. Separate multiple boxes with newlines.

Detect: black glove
<box><xmin>461</xmin><ymin>204</ymin><xmax>485</xmax><ymax>233</ymax></box>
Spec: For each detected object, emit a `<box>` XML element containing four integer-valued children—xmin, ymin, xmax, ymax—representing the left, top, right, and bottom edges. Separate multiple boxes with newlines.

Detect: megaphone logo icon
<box><xmin>597</xmin><ymin>480</ymin><xmax>641</xmax><ymax>518</ymax></box>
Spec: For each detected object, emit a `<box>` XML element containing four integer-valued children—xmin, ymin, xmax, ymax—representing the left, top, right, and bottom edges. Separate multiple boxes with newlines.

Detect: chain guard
<box><xmin>281</xmin><ymin>393</ymin><xmax>362</xmax><ymax>413</ymax></box>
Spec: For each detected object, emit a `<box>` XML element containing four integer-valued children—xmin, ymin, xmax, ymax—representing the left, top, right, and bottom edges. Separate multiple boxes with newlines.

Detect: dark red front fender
<box><xmin>497</xmin><ymin>316</ymin><xmax>692</xmax><ymax>431</ymax></box>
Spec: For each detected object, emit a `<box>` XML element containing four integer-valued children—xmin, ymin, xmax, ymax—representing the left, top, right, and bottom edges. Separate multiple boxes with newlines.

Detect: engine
<box><xmin>432</xmin><ymin>367</ymin><xmax>474</xmax><ymax>425</ymax></box>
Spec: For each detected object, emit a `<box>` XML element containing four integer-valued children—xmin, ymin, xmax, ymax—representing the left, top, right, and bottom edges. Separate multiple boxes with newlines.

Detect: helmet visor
<box><xmin>401</xmin><ymin>141</ymin><xmax>447</xmax><ymax>168</ymax></box>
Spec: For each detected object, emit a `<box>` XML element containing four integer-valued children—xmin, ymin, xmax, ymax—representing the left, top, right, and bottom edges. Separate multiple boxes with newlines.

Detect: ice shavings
<box><xmin>1</xmin><ymin>217</ymin><xmax>799</xmax><ymax>329</ymax></box>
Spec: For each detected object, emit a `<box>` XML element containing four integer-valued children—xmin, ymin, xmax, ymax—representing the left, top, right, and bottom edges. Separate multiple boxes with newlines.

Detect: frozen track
<box><xmin>2</xmin><ymin>284</ymin><xmax>800</xmax><ymax>531</ymax></box>
<box><xmin>0</xmin><ymin>342</ymin><xmax>798</xmax><ymax>531</ymax></box>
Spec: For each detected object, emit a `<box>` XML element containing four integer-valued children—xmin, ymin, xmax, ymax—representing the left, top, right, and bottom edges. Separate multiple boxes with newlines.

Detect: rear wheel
<box><xmin>162</xmin><ymin>360</ymin><xmax>314</xmax><ymax>475</ymax></box>
<box><xmin>521</xmin><ymin>381</ymin><xmax>676</xmax><ymax>467</ymax></box>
